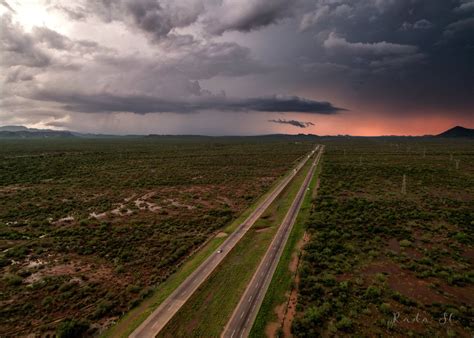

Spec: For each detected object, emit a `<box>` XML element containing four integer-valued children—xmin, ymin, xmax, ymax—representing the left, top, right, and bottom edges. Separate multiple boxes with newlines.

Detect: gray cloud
<box><xmin>57</xmin><ymin>0</ymin><xmax>295</xmax><ymax>39</ymax></box>
<box><xmin>61</xmin><ymin>0</ymin><xmax>205</xmax><ymax>41</ymax></box>
<box><xmin>268</xmin><ymin>118</ymin><xmax>315</xmax><ymax>128</ymax></box>
<box><xmin>454</xmin><ymin>0</ymin><xmax>474</xmax><ymax>13</ymax></box>
<box><xmin>0</xmin><ymin>14</ymin><xmax>51</xmax><ymax>68</ymax></box>
<box><xmin>1</xmin><ymin>0</ymin><xmax>473</xmax><ymax>134</ymax></box>
<box><xmin>27</xmin><ymin>90</ymin><xmax>344</xmax><ymax>114</ymax></box>
<box><xmin>124</xmin><ymin>0</ymin><xmax>203</xmax><ymax>41</ymax></box>
<box><xmin>400</xmin><ymin>19</ymin><xmax>434</xmax><ymax>31</ymax></box>
<box><xmin>33</xmin><ymin>26</ymin><xmax>72</xmax><ymax>50</ymax></box>
<box><xmin>52</xmin><ymin>5</ymin><xmax>87</xmax><ymax>20</ymax></box>
<box><xmin>0</xmin><ymin>0</ymin><xmax>15</xmax><ymax>13</ymax></box>
<box><xmin>323</xmin><ymin>32</ymin><xmax>419</xmax><ymax>56</ymax></box>
<box><xmin>206</xmin><ymin>0</ymin><xmax>292</xmax><ymax>35</ymax></box>
<box><xmin>291</xmin><ymin>0</ymin><xmax>473</xmax><ymax>115</ymax></box>
<box><xmin>442</xmin><ymin>17</ymin><xmax>474</xmax><ymax>38</ymax></box>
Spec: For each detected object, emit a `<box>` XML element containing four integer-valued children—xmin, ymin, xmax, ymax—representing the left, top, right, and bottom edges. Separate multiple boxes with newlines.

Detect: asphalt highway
<box><xmin>130</xmin><ymin>145</ymin><xmax>320</xmax><ymax>338</ymax></box>
<box><xmin>222</xmin><ymin>145</ymin><xmax>324</xmax><ymax>338</ymax></box>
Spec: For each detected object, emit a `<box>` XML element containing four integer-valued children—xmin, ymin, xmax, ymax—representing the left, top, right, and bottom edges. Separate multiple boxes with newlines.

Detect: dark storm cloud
<box><xmin>28</xmin><ymin>90</ymin><xmax>344</xmax><ymax>114</ymax></box>
<box><xmin>297</xmin><ymin>0</ymin><xmax>474</xmax><ymax>115</ymax></box>
<box><xmin>61</xmin><ymin>0</ymin><xmax>205</xmax><ymax>41</ymax></box>
<box><xmin>124</xmin><ymin>0</ymin><xmax>203</xmax><ymax>41</ymax></box>
<box><xmin>454</xmin><ymin>0</ymin><xmax>474</xmax><ymax>13</ymax></box>
<box><xmin>268</xmin><ymin>119</ymin><xmax>315</xmax><ymax>128</ymax></box>
<box><xmin>2</xmin><ymin>0</ymin><xmax>473</xmax><ymax>132</ymax></box>
<box><xmin>206</xmin><ymin>0</ymin><xmax>293</xmax><ymax>35</ymax></box>
<box><xmin>58</xmin><ymin>0</ymin><xmax>294</xmax><ymax>39</ymax></box>
<box><xmin>323</xmin><ymin>32</ymin><xmax>419</xmax><ymax>56</ymax></box>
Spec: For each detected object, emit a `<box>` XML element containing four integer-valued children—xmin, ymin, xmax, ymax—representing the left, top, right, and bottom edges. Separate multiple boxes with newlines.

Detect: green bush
<box><xmin>399</xmin><ymin>239</ymin><xmax>412</xmax><ymax>247</ymax></box>
<box><xmin>56</xmin><ymin>319</ymin><xmax>89</xmax><ymax>338</ymax></box>
<box><xmin>336</xmin><ymin>316</ymin><xmax>353</xmax><ymax>331</ymax></box>
<box><xmin>4</xmin><ymin>274</ymin><xmax>23</xmax><ymax>286</ymax></box>
<box><xmin>365</xmin><ymin>286</ymin><xmax>382</xmax><ymax>301</ymax></box>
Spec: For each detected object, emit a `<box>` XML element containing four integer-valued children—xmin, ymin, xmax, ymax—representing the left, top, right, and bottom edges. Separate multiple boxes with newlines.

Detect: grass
<box><xmin>157</xmin><ymin>150</ymin><xmax>317</xmax><ymax>337</ymax></box>
<box><xmin>249</xmin><ymin>153</ymin><xmax>323</xmax><ymax>337</ymax></box>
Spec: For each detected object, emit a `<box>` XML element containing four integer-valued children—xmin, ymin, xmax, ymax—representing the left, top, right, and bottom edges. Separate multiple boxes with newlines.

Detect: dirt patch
<box><xmin>215</xmin><ymin>232</ymin><xmax>228</xmax><ymax>238</ymax></box>
<box><xmin>265</xmin><ymin>302</ymin><xmax>286</xmax><ymax>338</ymax></box>
<box><xmin>403</xmin><ymin>248</ymin><xmax>423</xmax><ymax>259</ymax></box>
<box><xmin>53</xmin><ymin>216</ymin><xmax>74</xmax><ymax>225</ymax></box>
<box><xmin>438</xmin><ymin>284</ymin><xmax>474</xmax><ymax>305</ymax></box>
<box><xmin>0</xmin><ymin>185</ymin><xmax>27</xmax><ymax>193</ymax></box>
<box><xmin>336</xmin><ymin>273</ymin><xmax>353</xmax><ymax>282</ymax></box>
<box><xmin>89</xmin><ymin>211</ymin><xmax>107</xmax><ymax>219</ymax></box>
<box><xmin>362</xmin><ymin>261</ymin><xmax>446</xmax><ymax>305</ymax></box>
<box><xmin>461</xmin><ymin>248</ymin><xmax>474</xmax><ymax>264</ymax></box>
<box><xmin>24</xmin><ymin>259</ymin><xmax>127</xmax><ymax>287</ymax></box>
<box><xmin>289</xmin><ymin>233</ymin><xmax>309</xmax><ymax>273</ymax></box>
<box><xmin>388</xmin><ymin>238</ymin><xmax>401</xmax><ymax>253</ymax></box>
<box><xmin>282</xmin><ymin>283</ymin><xmax>298</xmax><ymax>337</ymax></box>
<box><xmin>134</xmin><ymin>192</ymin><xmax>162</xmax><ymax>212</ymax></box>
<box><xmin>266</xmin><ymin>232</ymin><xmax>310</xmax><ymax>337</ymax></box>
<box><xmin>166</xmin><ymin>198</ymin><xmax>196</xmax><ymax>210</ymax></box>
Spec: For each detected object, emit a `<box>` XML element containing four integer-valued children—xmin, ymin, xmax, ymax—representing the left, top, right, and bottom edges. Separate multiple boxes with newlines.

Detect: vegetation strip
<box><xmin>156</xmin><ymin>147</ymin><xmax>319</xmax><ymax>337</ymax></box>
<box><xmin>127</xmin><ymin>147</ymin><xmax>318</xmax><ymax>337</ymax></box>
<box><xmin>249</xmin><ymin>151</ymin><xmax>323</xmax><ymax>337</ymax></box>
<box><xmin>223</xmin><ymin>146</ymin><xmax>324</xmax><ymax>338</ymax></box>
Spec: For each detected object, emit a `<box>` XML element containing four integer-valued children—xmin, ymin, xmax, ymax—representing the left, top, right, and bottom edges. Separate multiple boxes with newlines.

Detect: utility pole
<box><xmin>401</xmin><ymin>174</ymin><xmax>407</xmax><ymax>195</ymax></box>
<box><xmin>450</xmin><ymin>153</ymin><xmax>453</xmax><ymax>161</ymax></box>
<box><xmin>423</xmin><ymin>148</ymin><xmax>426</xmax><ymax>158</ymax></box>
<box><xmin>455</xmin><ymin>159</ymin><xmax>460</xmax><ymax>170</ymax></box>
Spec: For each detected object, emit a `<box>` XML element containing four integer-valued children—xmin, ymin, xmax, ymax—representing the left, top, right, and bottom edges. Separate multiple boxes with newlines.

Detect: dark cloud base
<box><xmin>29</xmin><ymin>90</ymin><xmax>344</xmax><ymax>114</ymax></box>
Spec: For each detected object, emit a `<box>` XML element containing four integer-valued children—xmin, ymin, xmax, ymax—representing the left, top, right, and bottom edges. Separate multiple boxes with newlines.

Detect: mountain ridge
<box><xmin>436</xmin><ymin>126</ymin><xmax>474</xmax><ymax>138</ymax></box>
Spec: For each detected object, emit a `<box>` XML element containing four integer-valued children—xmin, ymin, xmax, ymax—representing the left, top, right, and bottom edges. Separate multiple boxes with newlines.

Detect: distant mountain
<box><xmin>0</xmin><ymin>125</ymin><xmax>76</xmax><ymax>138</ymax></box>
<box><xmin>0</xmin><ymin>130</ymin><xmax>76</xmax><ymax>138</ymax></box>
<box><xmin>436</xmin><ymin>126</ymin><xmax>474</xmax><ymax>138</ymax></box>
<box><xmin>0</xmin><ymin>125</ymin><xmax>30</xmax><ymax>132</ymax></box>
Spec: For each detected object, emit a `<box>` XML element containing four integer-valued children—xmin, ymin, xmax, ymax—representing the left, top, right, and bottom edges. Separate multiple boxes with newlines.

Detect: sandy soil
<box><xmin>265</xmin><ymin>232</ymin><xmax>309</xmax><ymax>337</ymax></box>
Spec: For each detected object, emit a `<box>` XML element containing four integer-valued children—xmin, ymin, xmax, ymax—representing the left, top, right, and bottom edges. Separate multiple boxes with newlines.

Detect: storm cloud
<box><xmin>268</xmin><ymin>119</ymin><xmax>315</xmax><ymax>128</ymax></box>
<box><xmin>28</xmin><ymin>90</ymin><xmax>343</xmax><ymax>114</ymax></box>
<box><xmin>0</xmin><ymin>0</ymin><xmax>472</xmax><ymax>135</ymax></box>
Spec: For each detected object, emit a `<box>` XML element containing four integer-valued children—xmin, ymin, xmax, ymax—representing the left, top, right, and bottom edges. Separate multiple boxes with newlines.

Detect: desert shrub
<box><xmin>56</xmin><ymin>319</ymin><xmax>89</xmax><ymax>338</ymax></box>
<box><xmin>4</xmin><ymin>273</ymin><xmax>23</xmax><ymax>286</ymax></box>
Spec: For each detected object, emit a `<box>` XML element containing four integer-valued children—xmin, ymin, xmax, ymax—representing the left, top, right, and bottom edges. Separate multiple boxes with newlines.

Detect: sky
<box><xmin>0</xmin><ymin>0</ymin><xmax>473</xmax><ymax>136</ymax></box>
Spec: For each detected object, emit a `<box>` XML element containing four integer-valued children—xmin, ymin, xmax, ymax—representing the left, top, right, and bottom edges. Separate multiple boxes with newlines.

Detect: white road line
<box><xmin>240</xmin><ymin>312</ymin><xmax>244</xmax><ymax>319</ymax></box>
<box><xmin>231</xmin><ymin>329</ymin><xmax>235</xmax><ymax>338</ymax></box>
<box><xmin>248</xmin><ymin>295</ymin><xmax>253</xmax><ymax>303</ymax></box>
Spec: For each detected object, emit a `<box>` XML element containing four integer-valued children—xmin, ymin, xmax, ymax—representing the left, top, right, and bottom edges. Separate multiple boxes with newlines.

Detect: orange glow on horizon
<box><xmin>271</xmin><ymin>111</ymin><xmax>473</xmax><ymax>136</ymax></box>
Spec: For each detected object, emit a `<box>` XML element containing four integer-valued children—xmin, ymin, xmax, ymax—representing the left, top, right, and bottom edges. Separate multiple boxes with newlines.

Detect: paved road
<box><xmin>130</xmin><ymin>146</ymin><xmax>319</xmax><ymax>338</ymax></box>
<box><xmin>222</xmin><ymin>145</ymin><xmax>324</xmax><ymax>338</ymax></box>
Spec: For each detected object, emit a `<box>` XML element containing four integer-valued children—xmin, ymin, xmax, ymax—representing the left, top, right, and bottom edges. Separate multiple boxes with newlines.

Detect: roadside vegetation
<box><xmin>293</xmin><ymin>139</ymin><xmax>473</xmax><ymax>337</ymax></box>
<box><xmin>157</xmin><ymin>149</ymin><xmax>316</xmax><ymax>337</ymax></box>
<box><xmin>250</xmin><ymin>156</ymin><xmax>322</xmax><ymax>338</ymax></box>
<box><xmin>0</xmin><ymin>137</ymin><xmax>313</xmax><ymax>336</ymax></box>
